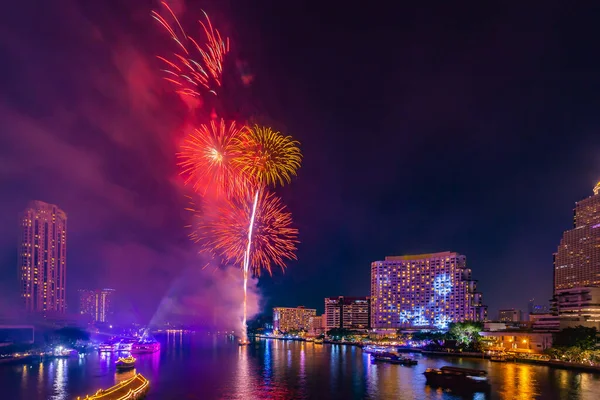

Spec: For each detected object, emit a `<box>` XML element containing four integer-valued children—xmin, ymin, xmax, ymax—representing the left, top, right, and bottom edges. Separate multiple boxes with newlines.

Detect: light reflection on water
<box><xmin>3</xmin><ymin>335</ymin><xmax>600</xmax><ymax>400</ymax></box>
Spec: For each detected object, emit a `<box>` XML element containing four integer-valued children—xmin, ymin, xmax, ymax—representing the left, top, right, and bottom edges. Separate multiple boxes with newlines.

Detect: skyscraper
<box><xmin>79</xmin><ymin>289</ymin><xmax>115</xmax><ymax>323</ymax></box>
<box><xmin>554</xmin><ymin>182</ymin><xmax>600</xmax><ymax>290</ymax></box>
<box><xmin>371</xmin><ymin>251</ymin><xmax>486</xmax><ymax>329</ymax></box>
<box><xmin>19</xmin><ymin>201</ymin><xmax>67</xmax><ymax>313</ymax></box>
<box><xmin>324</xmin><ymin>296</ymin><xmax>370</xmax><ymax>330</ymax></box>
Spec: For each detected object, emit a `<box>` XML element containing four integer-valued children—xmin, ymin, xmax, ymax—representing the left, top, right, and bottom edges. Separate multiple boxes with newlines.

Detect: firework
<box><xmin>233</xmin><ymin>125</ymin><xmax>302</xmax><ymax>187</ymax></box>
<box><xmin>152</xmin><ymin>1</ymin><xmax>229</xmax><ymax>98</ymax></box>
<box><xmin>178</xmin><ymin>119</ymin><xmax>245</xmax><ymax>197</ymax></box>
<box><xmin>192</xmin><ymin>189</ymin><xmax>299</xmax><ymax>277</ymax></box>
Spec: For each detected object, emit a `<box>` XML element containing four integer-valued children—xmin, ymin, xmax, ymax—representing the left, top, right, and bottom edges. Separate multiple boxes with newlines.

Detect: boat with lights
<box><xmin>76</xmin><ymin>373</ymin><xmax>149</xmax><ymax>399</ymax></box>
<box><xmin>116</xmin><ymin>356</ymin><xmax>136</xmax><ymax>371</ymax></box>
<box><xmin>130</xmin><ymin>339</ymin><xmax>160</xmax><ymax>354</ymax></box>
<box><xmin>371</xmin><ymin>352</ymin><xmax>418</xmax><ymax>365</ymax></box>
<box><xmin>99</xmin><ymin>341</ymin><xmax>117</xmax><ymax>352</ymax></box>
<box><xmin>424</xmin><ymin>366</ymin><xmax>490</xmax><ymax>392</ymax></box>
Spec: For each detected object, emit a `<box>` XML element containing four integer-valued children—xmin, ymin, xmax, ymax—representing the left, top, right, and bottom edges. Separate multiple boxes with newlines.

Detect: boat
<box><xmin>371</xmin><ymin>352</ymin><xmax>418</xmax><ymax>365</ymax></box>
<box><xmin>53</xmin><ymin>346</ymin><xmax>77</xmax><ymax>358</ymax></box>
<box><xmin>313</xmin><ymin>339</ymin><xmax>324</xmax><ymax>344</ymax></box>
<box><xmin>490</xmin><ymin>352</ymin><xmax>516</xmax><ymax>362</ymax></box>
<box><xmin>238</xmin><ymin>339</ymin><xmax>250</xmax><ymax>346</ymax></box>
<box><xmin>424</xmin><ymin>366</ymin><xmax>490</xmax><ymax>392</ymax></box>
<box><xmin>362</xmin><ymin>345</ymin><xmax>391</xmax><ymax>354</ymax></box>
<box><xmin>99</xmin><ymin>342</ymin><xmax>117</xmax><ymax>352</ymax></box>
<box><xmin>116</xmin><ymin>339</ymin><xmax>138</xmax><ymax>352</ymax></box>
<box><xmin>76</xmin><ymin>373</ymin><xmax>149</xmax><ymax>399</ymax></box>
<box><xmin>116</xmin><ymin>356</ymin><xmax>136</xmax><ymax>371</ymax></box>
<box><xmin>131</xmin><ymin>340</ymin><xmax>160</xmax><ymax>354</ymax></box>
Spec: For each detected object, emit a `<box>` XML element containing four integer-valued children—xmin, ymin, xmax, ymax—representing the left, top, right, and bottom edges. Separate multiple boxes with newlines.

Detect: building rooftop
<box><xmin>384</xmin><ymin>251</ymin><xmax>458</xmax><ymax>261</ymax></box>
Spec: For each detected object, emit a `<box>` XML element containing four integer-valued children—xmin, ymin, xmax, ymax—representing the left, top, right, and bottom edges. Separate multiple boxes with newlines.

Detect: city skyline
<box><xmin>2</xmin><ymin>1</ymin><xmax>600</xmax><ymax>326</ymax></box>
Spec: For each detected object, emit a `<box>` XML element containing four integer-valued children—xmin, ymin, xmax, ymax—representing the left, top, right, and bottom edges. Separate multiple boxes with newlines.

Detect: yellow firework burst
<box><xmin>232</xmin><ymin>125</ymin><xmax>302</xmax><ymax>187</ymax></box>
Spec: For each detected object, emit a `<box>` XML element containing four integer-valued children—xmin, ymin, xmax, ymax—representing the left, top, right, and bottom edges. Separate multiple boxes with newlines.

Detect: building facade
<box><xmin>325</xmin><ymin>296</ymin><xmax>370</xmax><ymax>330</ymax></box>
<box><xmin>309</xmin><ymin>315</ymin><xmax>325</xmax><ymax>335</ymax></box>
<box><xmin>498</xmin><ymin>309</ymin><xmax>522</xmax><ymax>322</ymax></box>
<box><xmin>19</xmin><ymin>201</ymin><xmax>67</xmax><ymax>313</ymax></box>
<box><xmin>554</xmin><ymin>286</ymin><xmax>600</xmax><ymax>330</ymax></box>
<box><xmin>273</xmin><ymin>306</ymin><xmax>316</xmax><ymax>332</ymax></box>
<box><xmin>371</xmin><ymin>251</ymin><xmax>487</xmax><ymax>329</ymax></box>
<box><xmin>79</xmin><ymin>289</ymin><xmax>115</xmax><ymax>323</ymax></box>
<box><xmin>554</xmin><ymin>183</ymin><xmax>600</xmax><ymax>290</ymax></box>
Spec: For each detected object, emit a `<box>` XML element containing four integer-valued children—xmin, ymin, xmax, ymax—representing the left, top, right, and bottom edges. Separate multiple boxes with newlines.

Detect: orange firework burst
<box><xmin>191</xmin><ymin>189</ymin><xmax>299</xmax><ymax>276</ymax></box>
<box><xmin>152</xmin><ymin>1</ymin><xmax>229</xmax><ymax>98</ymax></box>
<box><xmin>178</xmin><ymin>119</ymin><xmax>245</xmax><ymax>197</ymax></box>
<box><xmin>233</xmin><ymin>125</ymin><xmax>302</xmax><ymax>187</ymax></box>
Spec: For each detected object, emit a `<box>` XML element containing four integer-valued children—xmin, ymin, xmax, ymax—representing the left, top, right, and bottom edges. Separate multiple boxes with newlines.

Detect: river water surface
<box><xmin>2</xmin><ymin>332</ymin><xmax>600</xmax><ymax>399</ymax></box>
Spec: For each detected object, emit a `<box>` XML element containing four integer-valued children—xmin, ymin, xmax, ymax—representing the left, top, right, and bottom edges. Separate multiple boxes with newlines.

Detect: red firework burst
<box><xmin>152</xmin><ymin>1</ymin><xmax>229</xmax><ymax>98</ymax></box>
<box><xmin>191</xmin><ymin>189</ymin><xmax>299</xmax><ymax>276</ymax></box>
<box><xmin>178</xmin><ymin>119</ymin><xmax>245</xmax><ymax>197</ymax></box>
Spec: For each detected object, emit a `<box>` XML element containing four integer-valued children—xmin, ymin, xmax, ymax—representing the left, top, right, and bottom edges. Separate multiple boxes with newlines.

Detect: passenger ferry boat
<box><xmin>76</xmin><ymin>373</ymin><xmax>149</xmax><ymax>399</ymax></box>
<box><xmin>99</xmin><ymin>342</ymin><xmax>117</xmax><ymax>352</ymax></box>
<box><xmin>116</xmin><ymin>356</ymin><xmax>136</xmax><ymax>371</ymax></box>
<box><xmin>313</xmin><ymin>338</ymin><xmax>324</xmax><ymax>344</ymax></box>
<box><xmin>371</xmin><ymin>352</ymin><xmax>418</xmax><ymax>365</ymax></box>
<box><xmin>424</xmin><ymin>366</ymin><xmax>490</xmax><ymax>392</ymax></box>
<box><xmin>130</xmin><ymin>340</ymin><xmax>160</xmax><ymax>354</ymax></box>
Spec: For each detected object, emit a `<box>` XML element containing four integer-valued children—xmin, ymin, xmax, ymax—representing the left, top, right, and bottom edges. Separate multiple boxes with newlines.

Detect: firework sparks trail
<box><xmin>152</xmin><ymin>1</ymin><xmax>230</xmax><ymax>99</ymax></box>
<box><xmin>241</xmin><ymin>189</ymin><xmax>260</xmax><ymax>341</ymax></box>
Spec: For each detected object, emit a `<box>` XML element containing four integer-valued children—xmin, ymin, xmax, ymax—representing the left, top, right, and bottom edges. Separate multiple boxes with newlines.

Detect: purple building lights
<box><xmin>371</xmin><ymin>251</ymin><xmax>486</xmax><ymax>329</ymax></box>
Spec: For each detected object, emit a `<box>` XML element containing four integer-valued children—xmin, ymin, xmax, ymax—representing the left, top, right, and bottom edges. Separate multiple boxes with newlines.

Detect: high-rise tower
<box><xmin>554</xmin><ymin>183</ymin><xmax>600</xmax><ymax>290</ymax></box>
<box><xmin>19</xmin><ymin>201</ymin><xmax>67</xmax><ymax>313</ymax></box>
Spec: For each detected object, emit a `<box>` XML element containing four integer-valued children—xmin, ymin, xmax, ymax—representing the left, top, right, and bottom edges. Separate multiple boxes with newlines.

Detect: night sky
<box><xmin>1</xmin><ymin>0</ymin><xmax>600</xmax><ymax>325</ymax></box>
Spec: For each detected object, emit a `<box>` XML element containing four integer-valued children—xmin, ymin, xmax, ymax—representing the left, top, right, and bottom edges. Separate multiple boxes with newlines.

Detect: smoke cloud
<box><xmin>0</xmin><ymin>0</ymin><xmax>261</xmax><ymax>329</ymax></box>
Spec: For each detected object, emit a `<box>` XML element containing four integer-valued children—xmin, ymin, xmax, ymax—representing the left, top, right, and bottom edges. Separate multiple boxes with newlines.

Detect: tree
<box><xmin>553</xmin><ymin>326</ymin><xmax>598</xmax><ymax>350</ymax></box>
<box><xmin>52</xmin><ymin>327</ymin><xmax>90</xmax><ymax>346</ymax></box>
<box><xmin>448</xmin><ymin>321</ymin><xmax>483</xmax><ymax>348</ymax></box>
<box><xmin>326</xmin><ymin>328</ymin><xmax>358</xmax><ymax>339</ymax></box>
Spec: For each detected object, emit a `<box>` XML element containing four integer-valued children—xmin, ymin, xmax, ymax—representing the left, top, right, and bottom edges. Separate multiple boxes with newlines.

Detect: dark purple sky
<box><xmin>1</xmin><ymin>0</ymin><xmax>600</xmax><ymax>324</ymax></box>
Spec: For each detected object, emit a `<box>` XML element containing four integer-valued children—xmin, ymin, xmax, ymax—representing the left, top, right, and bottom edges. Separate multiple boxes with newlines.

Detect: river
<box><xmin>2</xmin><ymin>332</ymin><xmax>600</xmax><ymax>399</ymax></box>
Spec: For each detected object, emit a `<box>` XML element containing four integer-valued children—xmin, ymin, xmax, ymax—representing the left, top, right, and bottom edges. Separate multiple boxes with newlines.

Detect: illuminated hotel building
<box><xmin>324</xmin><ymin>296</ymin><xmax>370</xmax><ymax>330</ymax></box>
<box><xmin>272</xmin><ymin>306</ymin><xmax>316</xmax><ymax>333</ymax></box>
<box><xmin>79</xmin><ymin>289</ymin><xmax>115</xmax><ymax>323</ymax></box>
<box><xmin>371</xmin><ymin>251</ymin><xmax>486</xmax><ymax>329</ymax></box>
<box><xmin>19</xmin><ymin>201</ymin><xmax>67</xmax><ymax>313</ymax></box>
<box><xmin>554</xmin><ymin>182</ymin><xmax>600</xmax><ymax>290</ymax></box>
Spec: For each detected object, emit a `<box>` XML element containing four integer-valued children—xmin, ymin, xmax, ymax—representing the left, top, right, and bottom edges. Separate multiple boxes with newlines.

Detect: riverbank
<box><xmin>515</xmin><ymin>357</ymin><xmax>600</xmax><ymax>373</ymax></box>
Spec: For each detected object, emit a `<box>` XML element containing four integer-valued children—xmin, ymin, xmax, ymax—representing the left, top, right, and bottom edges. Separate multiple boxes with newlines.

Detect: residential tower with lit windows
<box><xmin>79</xmin><ymin>288</ymin><xmax>115</xmax><ymax>323</ymax></box>
<box><xmin>19</xmin><ymin>201</ymin><xmax>67</xmax><ymax>313</ymax></box>
<box><xmin>370</xmin><ymin>251</ymin><xmax>486</xmax><ymax>329</ymax></box>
